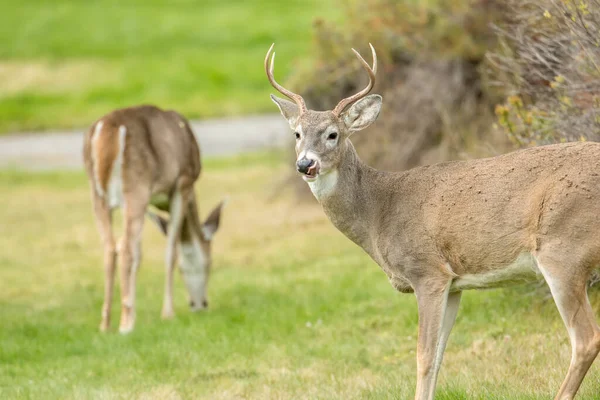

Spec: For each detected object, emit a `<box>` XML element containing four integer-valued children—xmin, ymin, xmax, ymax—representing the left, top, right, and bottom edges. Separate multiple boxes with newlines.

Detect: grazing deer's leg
<box><xmin>91</xmin><ymin>192</ymin><xmax>116</xmax><ymax>332</ymax></box>
<box><xmin>414</xmin><ymin>278</ymin><xmax>457</xmax><ymax>400</ymax></box>
<box><xmin>161</xmin><ymin>188</ymin><xmax>190</xmax><ymax>319</ymax></box>
<box><xmin>118</xmin><ymin>194</ymin><xmax>148</xmax><ymax>334</ymax></box>
<box><xmin>536</xmin><ymin>257</ymin><xmax>600</xmax><ymax>400</ymax></box>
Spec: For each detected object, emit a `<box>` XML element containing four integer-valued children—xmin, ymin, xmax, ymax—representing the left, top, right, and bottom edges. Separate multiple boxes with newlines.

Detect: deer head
<box><xmin>266</xmin><ymin>43</ymin><xmax>382</xmax><ymax>186</ymax></box>
<box><xmin>149</xmin><ymin>199</ymin><xmax>225</xmax><ymax>311</ymax></box>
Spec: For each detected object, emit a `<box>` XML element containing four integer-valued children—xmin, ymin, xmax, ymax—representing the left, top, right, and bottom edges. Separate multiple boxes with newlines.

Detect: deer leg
<box><xmin>91</xmin><ymin>192</ymin><xmax>116</xmax><ymax>332</ymax></box>
<box><xmin>161</xmin><ymin>188</ymin><xmax>190</xmax><ymax>319</ymax></box>
<box><xmin>433</xmin><ymin>291</ymin><xmax>461</xmax><ymax>382</ymax></box>
<box><xmin>118</xmin><ymin>196</ymin><xmax>148</xmax><ymax>334</ymax></box>
<box><xmin>413</xmin><ymin>279</ymin><xmax>457</xmax><ymax>400</ymax></box>
<box><xmin>537</xmin><ymin>258</ymin><xmax>600</xmax><ymax>400</ymax></box>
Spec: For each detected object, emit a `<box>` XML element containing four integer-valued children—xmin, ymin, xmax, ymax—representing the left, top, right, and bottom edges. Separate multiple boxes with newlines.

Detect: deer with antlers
<box><xmin>83</xmin><ymin>105</ymin><xmax>225</xmax><ymax>334</ymax></box>
<box><xmin>265</xmin><ymin>43</ymin><xmax>600</xmax><ymax>399</ymax></box>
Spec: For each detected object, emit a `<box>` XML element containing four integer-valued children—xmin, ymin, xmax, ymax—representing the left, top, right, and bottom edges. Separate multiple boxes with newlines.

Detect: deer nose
<box><xmin>190</xmin><ymin>300</ymin><xmax>209</xmax><ymax>309</ymax></box>
<box><xmin>296</xmin><ymin>158</ymin><xmax>314</xmax><ymax>174</ymax></box>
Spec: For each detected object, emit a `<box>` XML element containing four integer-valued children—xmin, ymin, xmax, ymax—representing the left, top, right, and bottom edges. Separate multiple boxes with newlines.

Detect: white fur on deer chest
<box><xmin>179</xmin><ymin>239</ymin><xmax>208</xmax><ymax>287</ymax></box>
<box><xmin>308</xmin><ymin>170</ymin><xmax>339</xmax><ymax>200</ymax></box>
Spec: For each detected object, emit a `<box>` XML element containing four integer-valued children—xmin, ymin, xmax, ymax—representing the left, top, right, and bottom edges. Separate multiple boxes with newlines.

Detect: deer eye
<box><xmin>294</xmin><ymin>132</ymin><xmax>300</xmax><ymax>140</ymax></box>
<box><xmin>327</xmin><ymin>132</ymin><xmax>338</xmax><ymax>140</ymax></box>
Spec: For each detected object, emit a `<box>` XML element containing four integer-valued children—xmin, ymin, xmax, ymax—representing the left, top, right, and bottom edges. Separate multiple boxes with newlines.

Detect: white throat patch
<box><xmin>307</xmin><ymin>169</ymin><xmax>338</xmax><ymax>201</ymax></box>
<box><xmin>179</xmin><ymin>239</ymin><xmax>208</xmax><ymax>275</ymax></box>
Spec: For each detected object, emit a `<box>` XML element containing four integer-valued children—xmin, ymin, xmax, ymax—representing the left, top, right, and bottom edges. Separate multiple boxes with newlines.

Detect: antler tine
<box><xmin>332</xmin><ymin>43</ymin><xmax>377</xmax><ymax>116</ymax></box>
<box><xmin>264</xmin><ymin>43</ymin><xmax>307</xmax><ymax>114</ymax></box>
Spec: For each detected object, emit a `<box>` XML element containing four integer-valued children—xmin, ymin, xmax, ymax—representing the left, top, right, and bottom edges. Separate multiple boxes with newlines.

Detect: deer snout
<box><xmin>297</xmin><ymin>158</ymin><xmax>315</xmax><ymax>174</ymax></box>
<box><xmin>189</xmin><ymin>299</ymin><xmax>208</xmax><ymax>311</ymax></box>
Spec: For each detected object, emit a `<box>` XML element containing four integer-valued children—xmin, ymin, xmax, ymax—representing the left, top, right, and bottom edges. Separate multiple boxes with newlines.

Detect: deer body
<box><xmin>83</xmin><ymin>105</ymin><xmax>224</xmax><ymax>334</ymax></box>
<box><xmin>317</xmin><ymin>140</ymin><xmax>600</xmax><ymax>294</ymax></box>
<box><xmin>266</xmin><ymin>44</ymin><xmax>600</xmax><ymax>399</ymax></box>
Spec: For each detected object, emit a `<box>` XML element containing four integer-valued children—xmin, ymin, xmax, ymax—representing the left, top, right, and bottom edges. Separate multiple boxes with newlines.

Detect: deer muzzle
<box><xmin>297</xmin><ymin>158</ymin><xmax>315</xmax><ymax>175</ymax></box>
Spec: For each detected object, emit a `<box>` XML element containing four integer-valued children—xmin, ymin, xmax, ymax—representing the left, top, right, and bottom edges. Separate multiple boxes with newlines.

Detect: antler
<box><xmin>265</xmin><ymin>43</ymin><xmax>307</xmax><ymax>114</ymax></box>
<box><xmin>332</xmin><ymin>43</ymin><xmax>378</xmax><ymax>117</ymax></box>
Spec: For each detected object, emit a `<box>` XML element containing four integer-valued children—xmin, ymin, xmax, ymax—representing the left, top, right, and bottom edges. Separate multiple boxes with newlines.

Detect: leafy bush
<box><xmin>488</xmin><ymin>0</ymin><xmax>600</xmax><ymax>146</ymax></box>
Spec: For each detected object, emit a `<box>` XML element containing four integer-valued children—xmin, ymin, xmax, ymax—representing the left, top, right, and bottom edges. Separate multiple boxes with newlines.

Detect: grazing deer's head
<box><xmin>180</xmin><ymin>201</ymin><xmax>224</xmax><ymax>312</ymax></box>
<box><xmin>149</xmin><ymin>200</ymin><xmax>225</xmax><ymax>312</ymax></box>
<box><xmin>266</xmin><ymin>43</ymin><xmax>382</xmax><ymax>186</ymax></box>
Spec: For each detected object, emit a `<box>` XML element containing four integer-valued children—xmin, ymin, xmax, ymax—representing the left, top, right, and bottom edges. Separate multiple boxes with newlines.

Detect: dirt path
<box><xmin>0</xmin><ymin>114</ymin><xmax>289</xmax><ymax>170</ymax></box>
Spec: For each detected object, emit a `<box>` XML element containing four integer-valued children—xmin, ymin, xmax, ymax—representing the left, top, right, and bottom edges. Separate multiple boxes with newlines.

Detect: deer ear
<box><xmin>342</xmin><ymin>94</ymin><xmax>382</xmax><ymax>132</ymax></box>
<box><xmin>147</xmin><ymin>211</ymin><xmax>169</xmax><ymax>236</ymax></box>
<box><xmin>270</xmin><ymin>95</ymin><xmax>300</xmax><ymax>128</ymax></box>
<box><xmin>202</xmin><ymin>199</ymin><xmax>227</xmax><ymax>241</ymax></box>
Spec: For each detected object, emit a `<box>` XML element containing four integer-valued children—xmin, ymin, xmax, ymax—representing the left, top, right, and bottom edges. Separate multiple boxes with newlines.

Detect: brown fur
<box><xmin>84</xmin><ymin>106</ymin><xmax>200</xmax><ymax>198</ymax></box>
<box><xmin>89</xmin><ymin>121</ymin><xmax>120</xmax><ymax>194</ymax></box>
<box><xmin>83</xmin><ymin>105</ymin><xmax>201</xmax><ymax>198</ymax></box>
<box><xmin>317</xmin><ymin>140</ymin><xmax>600</xmax><ymax>286</ymax></box>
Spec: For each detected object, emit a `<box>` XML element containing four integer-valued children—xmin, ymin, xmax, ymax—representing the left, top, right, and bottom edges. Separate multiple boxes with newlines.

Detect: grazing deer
<box><xmin>83</xmin><ymin>105</ymin><xmax>225</xmax><ymax>334</ymax></box>
<box><xmin>265</xmin><ymin>44</ymin><xmax>600</xmax><ymax>399</ymax></box>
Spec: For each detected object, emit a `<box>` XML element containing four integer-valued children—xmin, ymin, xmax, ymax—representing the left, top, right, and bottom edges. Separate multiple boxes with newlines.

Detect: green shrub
<box><xmin>488</xmin><ymin>0</ymin><xmax>600</xmax><ymax>146</ymax></box>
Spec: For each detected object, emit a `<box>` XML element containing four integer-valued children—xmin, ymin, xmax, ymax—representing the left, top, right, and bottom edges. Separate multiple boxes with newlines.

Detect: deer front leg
<box><xmin>161</xmin><ymin>189</ymin><xmax>190</xmax><ymax>319</ymax></box>
<box><xmin>413</xmin><ymin>279</ymin><xmax>460</xmax><ymax>400</ymax></box>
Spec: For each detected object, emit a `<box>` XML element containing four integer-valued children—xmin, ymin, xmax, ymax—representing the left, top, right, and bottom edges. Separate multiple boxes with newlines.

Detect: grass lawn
<box><xmin>1</xmin><ymin>152</ymin><xmax>600</xmax><ymax>399</ymax></box>
<box><xmin>0</xmin><ymin>0</ymin><xmax>338</xmax><ymax>133</ymax></box>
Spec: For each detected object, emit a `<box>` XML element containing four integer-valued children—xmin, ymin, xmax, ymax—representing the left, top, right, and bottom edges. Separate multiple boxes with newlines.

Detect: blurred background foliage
<box><xmin>0</xmin><ymin>0</ymin><xmax>341</xmax><ymax>132</ymax></box>
<box><xmin>490</xmin><ymin>0</ymin><xmax>600</xmax><ymax>147</ymax></box>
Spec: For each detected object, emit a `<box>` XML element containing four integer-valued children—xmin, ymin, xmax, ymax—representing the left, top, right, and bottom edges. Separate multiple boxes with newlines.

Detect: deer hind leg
<box><xmin>92</xmin><ymin>192</ymin><xmax>117</xmax><ymax>332</ymax></box>
<box><xmin>413</xmin><ymin>278</ymin><xmax>461</xmax><ymax>400</ymax></box>
<box><xmin>117</xmin><ymin>192</ymin><xmax>149</xmax><ymax>334</ymax></box>
<box><xmin>536</xmin><ymin>255</ymin><xmax>600</xmax><ymax>400</ymax></box>
<box><xmin>161</xmin><ymin>188</ymin><xmax>191</xmax><ymax>319</ymax></box>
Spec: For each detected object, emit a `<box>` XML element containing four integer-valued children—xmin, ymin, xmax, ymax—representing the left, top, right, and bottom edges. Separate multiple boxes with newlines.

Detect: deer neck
<box><xmin>308</xmin><ymin>140</ymin><xmax>379</xmax><ymax>249</ymax></box>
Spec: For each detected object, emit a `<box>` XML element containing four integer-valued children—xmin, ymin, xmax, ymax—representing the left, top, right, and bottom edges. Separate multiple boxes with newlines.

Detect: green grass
<box><xmin>1</xmin><ymin>154</ymin><xmax>600</xmax><ymax>399</ymax></box>
<box><xmin>0</xmin><ymin>0</ymin><xmax>339</xmax><ymax>133</ymax></box>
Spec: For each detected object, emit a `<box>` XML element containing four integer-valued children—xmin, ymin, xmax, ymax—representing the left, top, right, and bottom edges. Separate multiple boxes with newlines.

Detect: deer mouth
<box><xmin>303</xmin><ymin>162</ymin><xmax>320</xmax><ymax>181</ymax></box>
